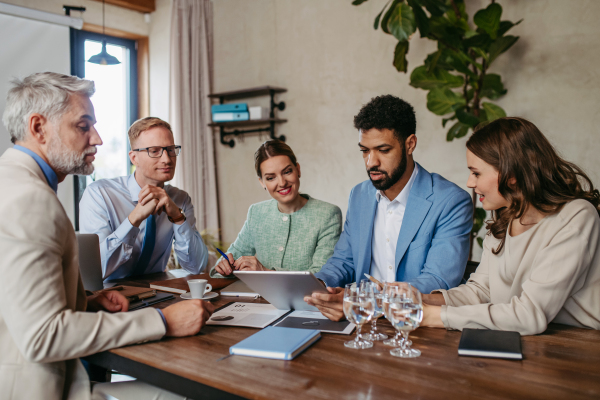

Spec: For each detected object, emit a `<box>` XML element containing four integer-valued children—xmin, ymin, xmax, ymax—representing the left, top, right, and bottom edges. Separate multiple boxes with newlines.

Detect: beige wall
<box><xmin>212</xmin><ymin>0</ymin><xmax>600</xmax><ymax>262</ymax></box>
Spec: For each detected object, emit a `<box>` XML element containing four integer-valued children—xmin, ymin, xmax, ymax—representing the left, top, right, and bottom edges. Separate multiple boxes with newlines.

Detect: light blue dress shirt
<box><xmin>13</xmin><ymin>145</ymin><xmax>58</xmax><ymax>193</ymax></box>
<box><xmin>78</xmin><ymin>173</ymin><xmax>208</xmax><ymax>280</ymax></box>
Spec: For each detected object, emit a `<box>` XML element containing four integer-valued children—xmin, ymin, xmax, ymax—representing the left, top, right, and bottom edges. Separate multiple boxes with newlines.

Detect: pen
<box><xmin>364</xmin><ymin>273</ymin><xmax>383</xmax><ymax>288</ymax></box>
<box><xmin>216</xmin><ymin>247</ymin><xmax>235</xmax><ymax>274</ymax></box>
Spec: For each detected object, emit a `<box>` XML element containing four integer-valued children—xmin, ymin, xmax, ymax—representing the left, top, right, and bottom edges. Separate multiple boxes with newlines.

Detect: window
<box><xmin>70</xmin><ymin>29</ymin><xmax>138</xmax><ymax>229</ymax></box>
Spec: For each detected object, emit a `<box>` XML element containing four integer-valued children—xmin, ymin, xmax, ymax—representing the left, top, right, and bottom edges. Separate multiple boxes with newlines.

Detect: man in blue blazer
<box><xmin>305</xmin><ymin>95</ymin><xmax>473</xmax><ymax>321</ymax></box>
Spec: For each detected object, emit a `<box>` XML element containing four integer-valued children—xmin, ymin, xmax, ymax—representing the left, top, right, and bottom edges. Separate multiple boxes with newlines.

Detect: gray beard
<box><xmin>46</xmin><ymin>131</ymin><xmax>95</xmax><ymax>175</ymax></box>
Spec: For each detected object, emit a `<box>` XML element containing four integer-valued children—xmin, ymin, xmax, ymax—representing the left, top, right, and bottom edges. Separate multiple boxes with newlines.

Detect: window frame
<box><xmin>70</xmin><ymin>28</ymin><xmax>141</xmax><ymax>230</ymax></box>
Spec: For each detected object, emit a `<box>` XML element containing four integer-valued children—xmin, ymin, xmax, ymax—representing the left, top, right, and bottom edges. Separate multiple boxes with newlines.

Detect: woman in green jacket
<box><xmin>211</xmin><ymin>140</ymin><xmax>342</xmax><ymax>277</ymax></box>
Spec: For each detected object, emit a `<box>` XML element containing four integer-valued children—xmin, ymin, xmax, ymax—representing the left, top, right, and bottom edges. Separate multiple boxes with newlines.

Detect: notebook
<box><xmin>274</xmin><ymin>310</ymin><xmax>355</xmax><ymax>334</ymax></box>
<box><xmin>207</xmin><ymin>303</ymin><xmax>290</xmax><ymax>328</ymax></box>
<box><xmin>129</xmin><ymin>292</ymin><xmax>175</xmax><ymax>311</ymax></box>
<box><xmin>230</xmin><ymin>326</ymin><xmax>320</xmax><ymax>360</ymax></box>
<box><xmin>458</xmin><ymin>328</ymin><xmax>522</xmax><ymax>360</ymax></box>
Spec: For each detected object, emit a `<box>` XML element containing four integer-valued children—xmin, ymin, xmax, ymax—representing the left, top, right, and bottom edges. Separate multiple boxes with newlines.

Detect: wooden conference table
<box><xmin>84</xmin><ymin>272</ymin><xmax>600</xmax><ymax>400</ymax></box>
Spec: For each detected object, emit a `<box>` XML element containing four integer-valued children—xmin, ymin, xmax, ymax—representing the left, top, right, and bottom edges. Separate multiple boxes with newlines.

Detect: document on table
<box><xmin>274</xmin><ymin>310</ymin><xmax>356</xmax><ymax>334</ymax></box>
<box><xmin>207</xmin><ymin>303</ymin><xmax>290</xmax><ymax>328</ymax></box>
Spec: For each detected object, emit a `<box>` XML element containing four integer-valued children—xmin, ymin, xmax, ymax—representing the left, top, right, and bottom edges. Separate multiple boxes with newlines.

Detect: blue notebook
<box><xmin>211</xmin><ymin>103</ymin><xmax>248</xmax><ymax>113</ymax></box>
<box><xmin>229</xmin><ymin>326</ymin><xmax>320</xmax><ymax>360</ymax></box>
<box><xmin>212</xmin><ymin>111</ymin><xmax>249</xmax><ymax>122</ymax></box>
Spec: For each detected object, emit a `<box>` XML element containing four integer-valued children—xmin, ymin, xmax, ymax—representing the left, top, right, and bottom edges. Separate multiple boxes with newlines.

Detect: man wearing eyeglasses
<box><xmin>79</xmin><ymin>117</ymin><xmax>209</xmax><ymax>280</ymax></box>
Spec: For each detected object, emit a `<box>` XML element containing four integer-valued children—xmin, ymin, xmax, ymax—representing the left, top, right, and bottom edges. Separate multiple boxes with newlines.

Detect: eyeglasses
<box><xmin>132</xmin><ymin>145</ymin><xmax>182</xmax><ymax>158</ymax></box>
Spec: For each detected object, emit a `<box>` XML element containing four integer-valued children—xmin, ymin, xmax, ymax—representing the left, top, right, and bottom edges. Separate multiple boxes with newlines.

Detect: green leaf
<box><xmin>477</xmin><ymin>236</ymin><xmax>484</xmax><ymax>248</ymax></box>
<box><xmin>425</xmin><ymin>49</ymin><xmax>453</xmax><ymax>71</ymax></box>
<box><xmin>480</xmin><ymin>73</ymin><xmax>507</xmax><ymax>100</ymax></box>
<box><xmin>352</xmin><ymin>0</ymin><xmax>370</xmax><ymax>5</ymax></box>
<box><xmin>447</xmin><ymin>50</ymin><xmax>476</xmax><ymax>77</ymax></box>
<box><xmin>463</xmin><ymin>33</ymin><xmax>492</xmax><ymax>51</ymax></box>
<box><xmin>473</xmin><ymin>207</ymin><xmax>487</xmax><ymax>233</ymax></box>
<box><xmin>427</xmin><ymin>49</ymin><xmax>442</xmax><ymax>73</ymax></box>
<box><xmin>410</xmin><ymin>65</ymin><xmax>463</xmax><ymax>90</ymax></box>
<box><xmin>477</xmin><ymin>108</ymin><xmax>487</xmax><ymax>123</ymax></box>
<box><xmin>387</xmin><ymin>2</ymin><xmax>417</xmax><ymax>41</ymax></box>
<box><xmin>446</xmin><ymin>1</ymin><xmax>469</xmax><ymax>32</ymax></box>
<box><xmin>429</xmin><ymin>17</ymin><xmax>463</xmax><ymax>49</ymax></box>
<box><xmin>381</xmin><ymin>0</ymin><xmax>402</xmax><ymax>34</ymax></box>
<box><xmin>420</xmin><ymin>0</ymin><xmax>447</xmax><ymax>17</ymax></box>
<box><xmin>442</xmin><ymin>115</ymin><xmax>457</xmax><ymax>128</ymax></box>
<box><xmin>482</xmin><ymin>102</ymin><xmax>506</xmax><ymax>121</ymax></box>
<box><xmin>373</xmin><ymin>0</ymin><xmax>393</xmax><ymax>30</ymax></box>
<box><xmin>408</xmin><ymin>0</ymin><xmax>430</xmax><ymax>37</ymax></box>
<box><xmin>471</xmin><ymin>47</ymin><xmax>489</xmax><ymax>63</ymax></box>
<box><xmin>427</xmin><ymin>87</ymin><xmax>466</xmax><ymax>116</ymax></box>
<box><xmin>498</xmin><ymin>18</ymin><xmax>522</xmax><ymax>36</ymax></box>
<box><xmin>474</xmin><ymin>3</ymin><xmax>502</xmax><ymax>39</ymax></box>
<box><xmin>456</xmin><ymin>108</ymin><xmax>480</xmax><ymax>127</ymax></box>
<box><xmin>446</xmin><ymin>121</ymin><xmax>470</xmax><ymax>141</ymax></box>
<box><xmin>488</xmin><ymin>35</ymin><xmax>519</xmax><ymax>63</ymax></box>
<box><xmin>393</xmin><ymin>41</ymin><xmax>410</xmax><ymax>72</ymax></box>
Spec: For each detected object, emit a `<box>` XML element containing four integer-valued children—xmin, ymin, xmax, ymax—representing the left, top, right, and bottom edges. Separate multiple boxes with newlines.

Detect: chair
<box><xmin>76</xmin><ymin>233</ymin><xmax>104</xmax><ymax>291</ymax></box>
<box><xmin>462</xmin><ymin>261</ymin><xmax>480</xmax><ymax>283</ymax></box>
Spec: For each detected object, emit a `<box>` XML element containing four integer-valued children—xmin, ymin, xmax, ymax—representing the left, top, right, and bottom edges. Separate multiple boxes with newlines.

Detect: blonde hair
<box><xmin>128</xmin><ymin>117</ymin><xmax>173</xmax><ymax>147</ymax></box>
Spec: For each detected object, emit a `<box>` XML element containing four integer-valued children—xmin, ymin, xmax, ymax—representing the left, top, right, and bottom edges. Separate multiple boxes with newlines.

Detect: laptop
<box><xmin>76</xmin><ymin>233</ymin><xmax>104</xmax><ymax>291</ymax></box>
<box><xmin>233</xmin><ymin>271</ymin><xmax>328</xmax><ymax>311</ymax></box>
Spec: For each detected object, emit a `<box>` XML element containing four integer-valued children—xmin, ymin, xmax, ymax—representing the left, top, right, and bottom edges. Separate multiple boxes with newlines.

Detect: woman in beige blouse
<box><xmin>420</xmin><ymin>117</ymin><xmax>600</xmax><ymax>335</ymax></box>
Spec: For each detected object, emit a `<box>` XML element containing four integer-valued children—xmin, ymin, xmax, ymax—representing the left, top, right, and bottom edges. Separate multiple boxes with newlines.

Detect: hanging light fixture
<box><xmin>87</xmin><ymin>0</ymin><xmax>120</xmax><ymax>65</ymax></box>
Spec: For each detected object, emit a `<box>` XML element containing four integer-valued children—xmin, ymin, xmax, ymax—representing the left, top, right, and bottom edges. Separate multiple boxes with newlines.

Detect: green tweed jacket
<box><xmin>210</xmin><ymin>195</ymin><xmax>342</xmax><ymax>277</ymax></box>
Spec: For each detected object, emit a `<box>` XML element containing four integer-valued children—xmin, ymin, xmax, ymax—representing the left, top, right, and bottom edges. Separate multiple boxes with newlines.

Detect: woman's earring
<box><xmin>264</xmin><ymin>187</ymin><xmax>266</xmax><ymax>190</ymax></box>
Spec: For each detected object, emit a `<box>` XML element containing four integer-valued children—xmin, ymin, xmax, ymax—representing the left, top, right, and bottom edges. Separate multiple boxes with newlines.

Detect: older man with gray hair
<box><xmin>0</xmin><ymin>71</ymin><xmax>212</xmax><ymax>400</ymax></box>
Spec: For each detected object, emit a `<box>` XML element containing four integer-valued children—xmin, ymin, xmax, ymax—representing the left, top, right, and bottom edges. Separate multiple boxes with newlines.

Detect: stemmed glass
<box><xmin>359</xmin><ymin>280</ymin><xmax>388</xmax><ymax>341</ymax></box>
<box><xmin>343</xmin><ymin>283</ymin><xmax>376</xmax><ymax>349</ymax></box>
<box><xmin>382</xmin><ymin>283</ymin><xmax>410</xmax><ymax>347</ymax></box>
<box><xmin>386</xmin><ymin>282</ymin><xmax>423</xmax><ymax>358</ymax></box>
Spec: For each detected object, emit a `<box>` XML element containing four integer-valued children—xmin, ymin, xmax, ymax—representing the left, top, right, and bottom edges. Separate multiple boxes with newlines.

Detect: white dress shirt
<box><xmin>79</xmin><ymin>173</ymin><xmax>208</xmax><ymax>280</ymax></box>
<box><xmin>371</xmin><ymin>163</ymin><xmax>419</xmax><ymax>283</ymax></box>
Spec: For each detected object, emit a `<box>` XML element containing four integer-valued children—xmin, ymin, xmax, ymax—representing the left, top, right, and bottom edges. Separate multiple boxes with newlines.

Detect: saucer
<box><xmin>180</xmin><ymin>291</ymin><xmax>218</xmax><ymax>300</ymax></box>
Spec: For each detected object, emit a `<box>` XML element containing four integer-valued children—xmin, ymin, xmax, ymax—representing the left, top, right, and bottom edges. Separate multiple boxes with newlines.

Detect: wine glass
<box><xmin>382</xmin><ymin>283</ymin><xmax>410</xmax><ymax>347</ymax></box>
<box><xmin>343</xmin><ymin>283</ymin><xmax>375</xmax><ymax>349</ymax></box>
<box><xmin>359</xmin><ymin>280</ymin><xmax>388</xmax><ymax>341</ymax></box>
<box><xmin>387</xmin><ymin>282</ymin><xmax>423</xmax><ymax>358</ymax></box>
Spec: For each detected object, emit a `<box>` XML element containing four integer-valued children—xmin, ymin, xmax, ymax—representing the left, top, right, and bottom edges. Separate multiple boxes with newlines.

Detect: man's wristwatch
<box><xmin>168</xmin><ymin>208</ymin><xmax>186</xmax><ymax>223</ymax></box>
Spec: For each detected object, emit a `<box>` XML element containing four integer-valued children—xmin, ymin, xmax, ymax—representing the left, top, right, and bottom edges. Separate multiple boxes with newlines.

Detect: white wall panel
<box><xmin>0</xmin><ymin>12</ymin><xmax>74</xmax><ymax>225</ymax></box>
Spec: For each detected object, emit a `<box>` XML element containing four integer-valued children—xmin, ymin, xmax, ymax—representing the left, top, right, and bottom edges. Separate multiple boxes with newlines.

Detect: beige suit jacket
<box><xmin>0</xmin><ymin>149</ymin><xmax>166</xmax><ymax>400</ymax></box>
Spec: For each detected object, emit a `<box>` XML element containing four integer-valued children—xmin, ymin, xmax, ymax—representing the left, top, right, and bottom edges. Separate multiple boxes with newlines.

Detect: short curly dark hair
<box><xmin>353</xmin><ymin>95</ymin><xmax>416</xmax><ymax>143</ymax></box>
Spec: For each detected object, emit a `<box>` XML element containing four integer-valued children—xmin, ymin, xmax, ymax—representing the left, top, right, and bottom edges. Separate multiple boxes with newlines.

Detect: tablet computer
<box><xmin>233</xmin><ymin>271</ymin><xmax>328</xmax><ymax>311</ymax></box>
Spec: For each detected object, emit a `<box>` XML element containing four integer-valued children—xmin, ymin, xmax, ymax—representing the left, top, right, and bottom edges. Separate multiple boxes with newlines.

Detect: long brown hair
<box><xmin>467</xmin><ymin>117</ymin><xmax>600</xmax><ymax>254</ymax></box>
<box><xmin>254</xmin><ymin>139</ymin><xmax>298</xmax><ymax>177</ymax></box>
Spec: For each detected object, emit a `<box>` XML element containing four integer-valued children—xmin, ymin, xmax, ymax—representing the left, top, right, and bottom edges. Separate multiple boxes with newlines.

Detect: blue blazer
<box><xmin>315</xmin><ymin>163</ymin><xmax>473</xmax><ymax>294</ymax></box>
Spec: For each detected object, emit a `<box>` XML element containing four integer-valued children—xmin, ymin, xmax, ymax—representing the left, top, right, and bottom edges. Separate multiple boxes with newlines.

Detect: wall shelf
<box><xmin>208</xmin><ymin>118</ymin><xmax>287</xmax><ymax>128</ymax></box>
<box><xmin>208</xmin><ymin>86</ymin><xmax>287</xmax><ymax>147</ymax></box>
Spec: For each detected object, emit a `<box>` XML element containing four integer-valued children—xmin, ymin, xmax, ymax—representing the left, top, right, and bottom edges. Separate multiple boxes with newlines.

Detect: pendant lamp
<box><xmin>87</xmin><ymin>0</ymin><xmax>120</xmax><ymax>65</ymax></box>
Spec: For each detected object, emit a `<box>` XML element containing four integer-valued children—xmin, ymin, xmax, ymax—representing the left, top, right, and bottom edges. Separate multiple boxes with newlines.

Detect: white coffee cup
<box><xmin>188</xmin><ymin>279</ymin><xmax>212</xmax><ymax>299</ymax></box>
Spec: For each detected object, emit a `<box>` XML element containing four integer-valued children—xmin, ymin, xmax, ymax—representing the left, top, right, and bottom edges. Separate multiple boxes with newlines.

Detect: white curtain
<box><xmin>169</xmin><ymin>0</ymin><xmax>219</xmax><ymax>233</ymax></box>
